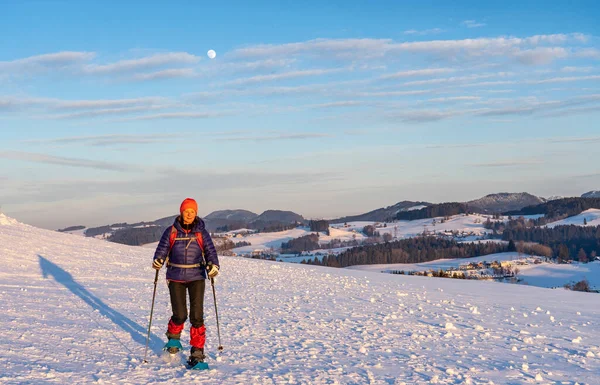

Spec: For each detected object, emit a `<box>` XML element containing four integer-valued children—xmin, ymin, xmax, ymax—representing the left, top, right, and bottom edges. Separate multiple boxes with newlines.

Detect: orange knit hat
<box><xmin>180</xmin><ymin>198</ymin><xmax>198</xmax><ymax>214</ymax></box>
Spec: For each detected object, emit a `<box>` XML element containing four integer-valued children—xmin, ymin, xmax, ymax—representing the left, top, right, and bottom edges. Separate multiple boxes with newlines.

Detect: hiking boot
<box><xmin>188</xmin><ymin>347</ymin><xmax>205</xmax><ymax>366</ymax></box>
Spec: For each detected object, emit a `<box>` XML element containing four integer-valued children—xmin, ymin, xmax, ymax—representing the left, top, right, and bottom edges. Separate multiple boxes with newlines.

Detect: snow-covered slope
<box><xmin>348</xmin><ymin>252</ymin><xmax>525</xmax><ymax>274</ymax></box>
<box><xmin>1</xmin><ymin>213</ymin><xmax>599</xmax><ymax>384</ymax></box>
<box><xmin>546</xmin><ymin>208</ymin><xmax>600</xmax><ymax>228</ymax></box>
<box><xmin>349</xmin><ymin>252</ymin><xmax>600</xmax><ymax>291</ymax></box>
<box><xmin>517</xmin><ymin>261</ymin><xmax>600</xmax><ymax>289</ymax></box>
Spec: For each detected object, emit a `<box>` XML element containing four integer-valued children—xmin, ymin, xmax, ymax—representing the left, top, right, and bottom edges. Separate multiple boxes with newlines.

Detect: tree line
<box><xmin>304</xmin><ymin>237</ymin><xmax>508</xmax><ymax>268</ymax></box>
<box><xmin>281</xmin><ymin>233</ymin><xmax>320</xmax><ymax>253</ymax></box>
<box><xmin>505</xmin><ymin>197</ymin><xmax>600</xmax><ymax>220</ymax></box>
<box><xmin>309</xmin><ymin>220</ymin><xmax>330</xmax><ymax>232</ymax></box>
<box><xmin>396</xmin><ymin>203</ymin><xmax>469</xmax><ymax>220</ymax></box>
<box><xmin>502</xmin><ymin>224</ymin><xmax>600</xmax><ymax>262</ymax></box>
<box><xmin>108</xmin><ymin>226</ymin><xmax>165</xmax><ymax>246</ymax></box>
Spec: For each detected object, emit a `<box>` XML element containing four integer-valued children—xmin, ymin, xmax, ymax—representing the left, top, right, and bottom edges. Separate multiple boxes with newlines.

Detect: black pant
<box><xmin>169</xmin><ymin>280</ymin><xmax>205</xmax><ymax>327</ymax></box>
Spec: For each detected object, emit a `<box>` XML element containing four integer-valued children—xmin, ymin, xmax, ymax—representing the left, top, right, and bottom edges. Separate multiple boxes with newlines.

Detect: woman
<box><xmin>152</xmin><ymin>198</ymin><xmax>220</xmax><ymax>367</ymax></box>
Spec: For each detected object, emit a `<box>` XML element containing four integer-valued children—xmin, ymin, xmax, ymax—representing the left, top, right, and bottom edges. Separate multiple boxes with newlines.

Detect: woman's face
<box><xmin>182</xmin><ymin>209</ymin><xmax>196</xmax><ymax>225</ymax></box>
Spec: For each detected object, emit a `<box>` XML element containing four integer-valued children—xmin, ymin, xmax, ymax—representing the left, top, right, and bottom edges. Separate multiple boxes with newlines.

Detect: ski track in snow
<box><xmin>1</xmin><ymin>215</ymin><xmax>599</xmax><ymax>384</ymax></box>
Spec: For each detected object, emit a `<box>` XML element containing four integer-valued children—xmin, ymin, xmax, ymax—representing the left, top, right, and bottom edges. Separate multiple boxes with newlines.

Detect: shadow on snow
<box><xmin>38</xmin><ymin>255</ymin><xmax>164</xmax><ymax>355</ymax></box>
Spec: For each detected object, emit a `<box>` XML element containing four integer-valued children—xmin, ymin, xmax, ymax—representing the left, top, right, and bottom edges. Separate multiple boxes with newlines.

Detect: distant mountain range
<box><xmin>60</xmin><ymin>190</ymin><xmax>598</xmax><ymax>245</ymax></box>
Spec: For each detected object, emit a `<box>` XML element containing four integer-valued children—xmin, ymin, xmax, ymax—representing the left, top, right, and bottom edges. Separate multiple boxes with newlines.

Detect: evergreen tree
<box><xmin>558</xmin><ymin>244</ymin><xmax>570</xmax><ymax>264</ymax></box>
<box><xmin>507</xmin><ymin>239</ymin><xmax>517</xmax><ymax>252</ymax></box>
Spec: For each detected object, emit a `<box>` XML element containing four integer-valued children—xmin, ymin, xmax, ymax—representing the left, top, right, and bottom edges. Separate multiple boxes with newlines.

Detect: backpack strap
<box><xmin>168</xmin><ymin>225</ymin><xmax>178</xmax><ymax>250</ymax></box>
<box><xmin>168</xmin><ymin>225</ymin><xmax>204</xmax><ymax>255</ymax></box>
<box><xmin>195</xmin><ymin>232</ymin><xmax>204</xmax><ymax>255</ymax></box>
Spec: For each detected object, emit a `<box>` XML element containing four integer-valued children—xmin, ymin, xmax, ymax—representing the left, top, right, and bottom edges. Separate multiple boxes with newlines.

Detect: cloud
<box><xmin>460</xmin><ymin>80</ymin><xmax>518</xmax><ymax>88</ymax></box>
<box><xmin>527</xmin><ymin>74</ymin><xmax>600</xmax><ymax>85</ymax></box>
<box><xmin>513</xmin><ymin>47</ymin><xmax>569</xmax><ymax>65</ymax></box>
<box><xmin>476</xmin><ymin>106</ymin><xmax>537</xmax><ymax>116</ymax></box>
<box><xmin>476</xmin><ymin>94</ymin><xmax>600</xmax><ymax>117</ymax></box>
<box><xmin>404</xmin><ymin>28</ymin><xmax>444</xmax><ymax>36</ymax></box>
<box><xmin>131</xmin><ymin>68</ymin><xmax>197</xmax><ymax>81</ymax></box>
<box><xmin>232</xmin><ymin>38</ymin><xmax>394</xmax><ymax>59</ymax></box>
<box><xmin>358</xmin><ymin>90</ymin><xmax>433</xmax><ymax>98</ymax></box>
<box><xmin>471</xmin><ymin>160</ymin><xmax>543</xmax><ymax>167</ymax></box>
<box><xmin>0</xmin><ymin>96</ymin><xmax>53</xmax><ymax>110</ymax></box>
<box><xmin>0</xmin><ymin>169</ymin><xmax>341</xmax><ymax>206</ymax></box>
<box><xmin>546</xmin><ymin>136</ymin><xmax>600</xmax><ymax>144</ymax></box>
<box><xmin>5</xmin><ymin>33</ymin><xmax>592</xmax><ymax>83</ymax></box>
<box><xmin>393</xmin><ymin>109</ymin><xmax>460</xmax><ymax>123</ymax></box>
<box><xmin>541</xmin><ymin>104</ymin><xmax>600</xmax><ymax>117</ymax></box>
<box><xmin>309</xmin><ymin>101</ymin><xmax>363</xmax><ymax>108</ymax></box>
<box><xmin>215</xmin><ymin>58</ymin><xmax>297</xmax><ymax>74</ymax></box>
<box><xmin>574</xmin><ymin>48</ymin><xmax>600</xmax><ymax>59</ymax></box>
<box><xmin>83</xmin><ymin>52</ymin><xmax>200</xmax><ymax>74</ymax></box>
<box><xmin>118</xmin><ymin>111</ymin><xmax>226</xmax><ymax>121</ymax></box>
<box><xmin>53</xmin><ymin>97</ymin><xmax>167</xmax><ymax>110</ymax></box>
<box><xmin>186</xmin><ymin>81</ymin><xmax>358</xmax><ymax>100</ymax></box>
<box><xmin>214</xmin><ymin>133</ymin><xmax>333</xmax><ymax>142</ymax></box>
<box><xmin>426</xmin><ymin>143</ymin><xmax>487</xmax><ymax>149</ymax></box>
<box><xmin>461</xmin><ymin>20</ymin><xmax>486</xmax><ymax>28</ymax></box>
<box><xmin>43</xmin><ymin>105</ymin><xmax>170</xmax><ymax>119</ymax></box>
<box><xmin>403</xmin><ymin>72</ymin><xmax>513</xmax><ymax>86</ymax></box>
<box><xmin>560</xmin><ymin>66</ymin><xmax>594</xmax><ymax>73</ymax></box>
<box><xmin>484</xmin><ymin>89</ymin><xmax>516</xmax><ymax>93</ymax></box>
<box><xmin>24</xmin><ymin>134</ymin><xmax>178</xmax><ymax>147</ymax></box>
<box><xmin>223</xmin><ymin>68</ymin><xmax>347</xmax><ymax>86</ymax></box>
<box><xmin>0</xmin><ymin>96</ymin><xmax>168</xmax><ymax>111</ymax></box>
<box><xmin>0</xmin><ymin>95</ymin><xmax>174</xmax><ymax>119</ymax></box>
<box><xmin>390</xmin><ymin>34</ymin><xmax>586</xmax><ymax>64</ymax></box>
<box><xmin>378</xmin><ymin>68</ymin><xmax>456</xmax><ymax>80</ymax></box>
<box><xmin>0</xmin><ymin>151</ymin><xmax>139</xmax><ymax>171</ymax></box>
<box><xmin>0</xmin><ymin>51</ymin><xmax>95</xmax><ymax>71</ymax></box>
<box><xmin>378</xmin><ymin>93</ymin><xmax>600</xmax><ymax>123</ymax></box>
<box><xmin>427</xmin><ymin>96</ymin><xmax>481</xmax><ymax>103</ymax></box>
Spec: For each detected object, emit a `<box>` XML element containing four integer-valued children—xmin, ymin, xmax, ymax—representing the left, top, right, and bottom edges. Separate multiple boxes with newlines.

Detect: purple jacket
<box><xmin>153</xmin><ymin>217</ymin><xmax>219</xmax><ymax>282</ymax></box>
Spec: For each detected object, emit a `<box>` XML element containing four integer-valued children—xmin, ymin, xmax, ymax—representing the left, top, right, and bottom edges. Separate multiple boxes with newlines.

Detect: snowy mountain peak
<box><xmin>0</xmin><ymin>213</ymin><xmax>19</xmax><ymax>226</ymax></box>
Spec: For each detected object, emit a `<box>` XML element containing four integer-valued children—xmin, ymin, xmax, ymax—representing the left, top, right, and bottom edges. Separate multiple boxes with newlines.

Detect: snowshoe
<box><xmin>187</xmin><ymin>348</ymin><xmax>209</xmax><ymax>370</ymax></box>
<box><xmin>163</xmin><ymin>339</ymin><xmax>183</xmax><ymax>354</ymax></box>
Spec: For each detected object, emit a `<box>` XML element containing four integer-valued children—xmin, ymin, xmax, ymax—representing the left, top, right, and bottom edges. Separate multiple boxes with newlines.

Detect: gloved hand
<box><xmin>207</xmin><ymin>264</ymin><xmax>219</xmax><ymax>278</ymax></box>
<box><xmin>152</xmin><ymin>258</ymin><xmax>164</xmax><ymax>270</ymax></box>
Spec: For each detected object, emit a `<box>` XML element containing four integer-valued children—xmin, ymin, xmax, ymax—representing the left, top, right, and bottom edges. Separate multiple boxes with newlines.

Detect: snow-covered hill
<box><xmin>582</xmin><ymin>190</ymin><xmax>600</xmax><ymax>198</ymax></box>
<box><xmin>467</xmin><ymin>192</ymin><xmax>546</xmax><ymax>213</ymax></box>
<box><xmin>546</xmin><ymin>208</ymin><xmax>600</xmax><ymax>228</ymax></box>
<box><xmin>230</xmin><ymin>213</ymin><xmax>503</xmax><ymax>256</ymax></box>
<box><xmin>1</xmin><ymin>213</ymin><xmax>599</xmax><ymax>384</ymax></box>
<box><xmin>349</xmin><ymin>252</ymin><xmax>600</xmax><ymax>291</ymax></box>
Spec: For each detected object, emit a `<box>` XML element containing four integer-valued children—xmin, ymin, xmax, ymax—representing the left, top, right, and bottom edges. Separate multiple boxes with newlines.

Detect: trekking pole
<box><xmin>207</xmin><ymin>262</ymin><xmax>224</xmax><ymax>351</ymax></box>
<box><xmin>143</xmin><ymin>257</ymin><xmax>168</xmax><ymax>363</ymax></box>
<box><xmin>211</xmin><ymin>277</ymin><xmax>224</xmax><ymax>351</ymax></box>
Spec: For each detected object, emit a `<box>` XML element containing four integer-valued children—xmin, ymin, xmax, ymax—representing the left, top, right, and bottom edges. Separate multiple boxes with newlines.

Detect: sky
<box><xmin>1</xmin><ymin>0</ymin><xmax>599</xmax><ymax>229</ymax></box>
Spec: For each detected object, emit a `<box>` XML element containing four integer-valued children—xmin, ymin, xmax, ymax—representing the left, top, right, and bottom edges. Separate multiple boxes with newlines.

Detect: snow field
<box><xmin>546</xmin><ymin>208</ymin><xmax>600</xmax><ymax>228</ymax></box>
<box><xmin>1</xmin><ymin>214</ymin><xmax>599</xmax><ymax>384</ymax></box>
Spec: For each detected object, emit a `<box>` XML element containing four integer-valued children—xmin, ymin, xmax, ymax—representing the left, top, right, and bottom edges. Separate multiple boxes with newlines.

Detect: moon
<box><xmin>207</xmin><ymin>50</ymin><xmax>216</xmax><ymax>59</ymax></box>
